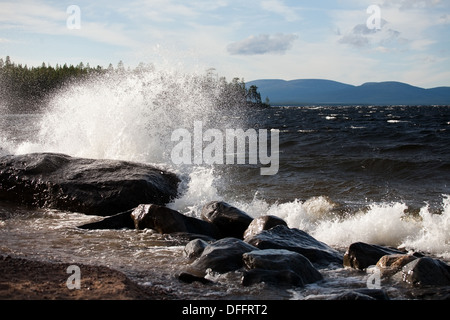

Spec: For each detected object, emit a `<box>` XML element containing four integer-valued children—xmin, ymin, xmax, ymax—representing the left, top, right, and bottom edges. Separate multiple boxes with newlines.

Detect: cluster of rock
<box><xmin>81</xmin><ymin>199</ymin><xmax>450</xmax><ymax>299</ymax></box>
<box><xmin>179</xmin><ymin>212</ymin><xmax>330</xmax><ymax>288</ymax></box>
<box><xmin>344</xmin><ymin>241</ymin><xmax>450</xmax><ymax>290</ymax></box>
<box><xmin>1</xmin><ymin>153</ymin><xmax>449</xmax><ymax>300</ymax></box>
<box><xmin>82</xmin><ymin>200</ymin><xmax>337</xmax><ymax>288</ymax></box>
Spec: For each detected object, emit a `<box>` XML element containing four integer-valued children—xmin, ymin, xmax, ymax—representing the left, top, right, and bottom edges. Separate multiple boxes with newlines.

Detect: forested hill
<box><xmin>0</xmin><ymin>56</ymin><xmax>268</xmax><ymax>112</ymax></box>
<box><xmin>0</xmin><ymin>56</ymin><xmax>114</xmax><ymax>111</ymax></box>
<box><xmin>247</xmin><ymin>79</ymin><xmax>450</xmax><ymax>106</ymax></box>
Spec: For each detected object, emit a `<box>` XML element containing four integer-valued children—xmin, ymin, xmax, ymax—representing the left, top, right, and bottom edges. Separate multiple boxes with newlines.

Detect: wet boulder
<box><xmin>78</xmin><ymin>210</ymin><xmax>135</xmax><ymax>230</ymax></box>
<box><xmin>183</xmin><ymin>238</ymin><xmax>209</xmax><ymax>261</ymax></box>
<box><xmin>401</xmin><ymin>257</ymin><xmax>450</xmax><ymax>287</ymax></box>
<box><xmin>375</xmin><ymin>254</ymin><xmax>418</xmax><ymax>277</ymax></box>
<box><xmin>0</xmin><ymin>153</ymin><xmax>180</xmax><ymax>216</ymax></box>
<box><xmin>243</xmin><ymin>215</ymin><xmax>287</xmax><ymax>241</ymax></box>
<box><xmin>242</xmin><ymin>249</ymin><xmax>323</xmax><ymax>287</ymax></box>
<box><xmin>188</xmin><ymin>238</ymin><xmax>258</xmax><ymax>275</ymax></box>
<box><xmin>201</xmin><ymin>201</ymin><xmax>253</xmax><ymax>239</ymax></box>
<box><xmin>242</xmin><ymin>269</ymin><xmax>304</xmax><ymax>287</ymax></box>
<box><xmin>245</xmin><ymin>225</ymin><xmax>343</xmax><ymax>268</ymax></box>
<box><xmin>131</xmin><ymin>204</ymin><xmax>219</xmax><ymax>238</ymax></box>
<box><xmin>343</xmin><ymin>242</ymin><xmax>405</xmax><ymax>270</ymax></box>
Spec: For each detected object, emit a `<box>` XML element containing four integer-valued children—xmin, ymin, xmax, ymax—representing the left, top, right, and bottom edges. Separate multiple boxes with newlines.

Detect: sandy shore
<box><xmin>0</xmin><ymin>255</ymin><xmax>178</xmax><ymax>300</ymax></box>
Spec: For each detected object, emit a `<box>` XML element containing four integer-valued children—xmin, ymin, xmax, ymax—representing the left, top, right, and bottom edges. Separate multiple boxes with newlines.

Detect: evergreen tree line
<box><xmin>0</xmin><ymin>56</ymin><xmax>269</xmax><ymax>112</ymax></box>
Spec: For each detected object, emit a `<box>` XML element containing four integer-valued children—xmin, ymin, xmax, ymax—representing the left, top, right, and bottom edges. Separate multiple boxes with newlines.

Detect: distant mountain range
<box><xmin>246</xmin><ymin>79</ymin><xmax>450</xmax><ymax>106</ymax></box>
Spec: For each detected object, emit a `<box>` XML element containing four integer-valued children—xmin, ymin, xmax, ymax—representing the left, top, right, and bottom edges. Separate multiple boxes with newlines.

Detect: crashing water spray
<box><xmin>11</xmin><ymin>65</ymin><xmax>267</xmax><ymax>215</ymax></box>
<box><xmin>15</xmin><ymin>67</ymin><xmax>241</xmax><ymax>164</ymax></box>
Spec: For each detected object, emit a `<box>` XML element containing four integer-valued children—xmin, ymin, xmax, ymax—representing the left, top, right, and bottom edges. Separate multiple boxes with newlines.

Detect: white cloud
<box><xmin>1</xmin><ymin>0</ymin><xmax>448</xmax><ymax>88</ymax></box>
<box><xmin>408</xmin><ymin>38</ymin><xmax>436</xmax><ymax>51</ymax></box>
<box><xmin>0</xmin><ymin>1</ymin><xmax>64</xmax><ymax>31</ymax></box>
<box><xmin>438</xmin><ymin>13</ymin><xmax>450</xmax><ymax>24</ymax></box>
<box><xmin>117</xmin><ymin>0</ymin><xmax>230</xmax><ymax>24</ymax></box>
<box><xmin>74</xmin><ymin>22</ymin><xmax>139</xmax><ymax>48</ymax></box>
<box><xmin>261</xmin><ymin>0</ymin><xmax>300</xmax><ymax>22</ymax></box>
<box><xmin>120</xmin><ymin>0</ymin><xmax>198</xmax><ymax>22</ymax></box>
<box><xmin>227</xmin><ymin>33</ymin><xmax>298</xmax><ymax>55</ymax></box>
<box><xmin>332</xmin><ymin>1</ymin><xmax>447</xmax><ymax>54</ymax></box>
<box><xmin>338</xmin><ymin>21</ymin><xmax>409</xmax><ymax>51</ymax></box>
<box><xmin>382</xmin><ymin>0</ymin><xmax>443</xmax><ymax>10</ymax></box>
<box><xmin>234</xmin><ymin>38</ymin><xmax>384</xmax><ymax>85</ymax></box>
<box><xmin>0</xmin><ymin>1</ymin><xmax>139</xmax><ymax>48</ymax></box>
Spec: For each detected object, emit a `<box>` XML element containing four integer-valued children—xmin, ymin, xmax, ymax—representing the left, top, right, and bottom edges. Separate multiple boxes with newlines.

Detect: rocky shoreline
<box><xmin>1</xmin><ymin>153</ymin><xmax>449</xmax><ymax>300</ymax></box>
<box><xmin>77</xmin><ymin>200</ymin><xmax>450</xmax><ymax>300</ymax></box>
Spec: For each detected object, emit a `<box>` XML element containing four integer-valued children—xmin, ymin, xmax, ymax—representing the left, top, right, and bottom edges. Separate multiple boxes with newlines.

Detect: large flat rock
<box><xmin>0</xmin><ymin>153</ymin><xmax>180</xmax><ymax>216</ymax></box>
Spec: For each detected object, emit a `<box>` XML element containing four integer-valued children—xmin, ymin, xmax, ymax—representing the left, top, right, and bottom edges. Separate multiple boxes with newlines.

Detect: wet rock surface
<box><xmin>201</xmin><ymin>201</ymin><xmax>253</xmax><ymax>239</ymax></box>
<box><xmin>401</xmin><ymin>257</ymin><xmax>450</xmax><ymax>287</ymax></box>
<box><xmin>0</xmin><ymin>153</ymin><xmax>180</xmax><ymax>216</ymax></box>
<box><xmin>245</xmin><ymin>225</ymin><xmax>343</xmax><ymax>268</ymax></box>
<box><xmin>188</xmin><ymin>237</ymin><xmax>257</xmax><ymax>275</ymax></box>
<box><xmin>78</xmin><ymin>210</ymin><xmax>135</xmax><ymax>230</ymax></box>
<box><xmin>130</xmin><ymin>204</ymin><xmax>219</xmax><ymax>238</ymax></box>
<box><xmin>242</xmin><ymin>249</ymin><xmax>323</xmax><ymax>287</ymax></box>
<box><xmin>243</xmin><ymin>215</ymin><xmax>287</xmax><ymax>241</ymax></box>
<box><xmin>343</xmin><ymin>242</ymin><xmax>406</xmax><ymax>270</ymax></box>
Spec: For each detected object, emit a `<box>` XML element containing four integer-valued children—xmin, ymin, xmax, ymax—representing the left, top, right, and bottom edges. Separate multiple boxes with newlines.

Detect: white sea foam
<box><xmin>234</xmin><ymin>194</ymin><xmax>450</xmax><ymax>259</ymax></box>
<box><xmin>311</xmin><ymin>201</ymin><xmax>420</xmax><ymax>248</ymax></box>
<box><xmin>0</xmin><ymin>135</ymin><xmax>12</xmax><ymax>157</ymax></box>
<box><xmin>401</xmin><ymin>195</ymin><xmax>450</xmax><ymax>258</ymax></box>
<box><xmin>168</xmin><ymin>166</ymin><xmax>223</xmax><ymax>218</ymax></box>
<box><xmin>203</xmin><ymin>192</ymin><xmax>450</xmax><ymax>259</ymax></box>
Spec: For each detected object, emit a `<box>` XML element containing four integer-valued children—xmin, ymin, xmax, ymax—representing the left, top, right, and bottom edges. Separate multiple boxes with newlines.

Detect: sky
<box><xmin>0</xmin><ymin>0</ymin><xmax>449</xmax><ymax>88</ymax></box>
